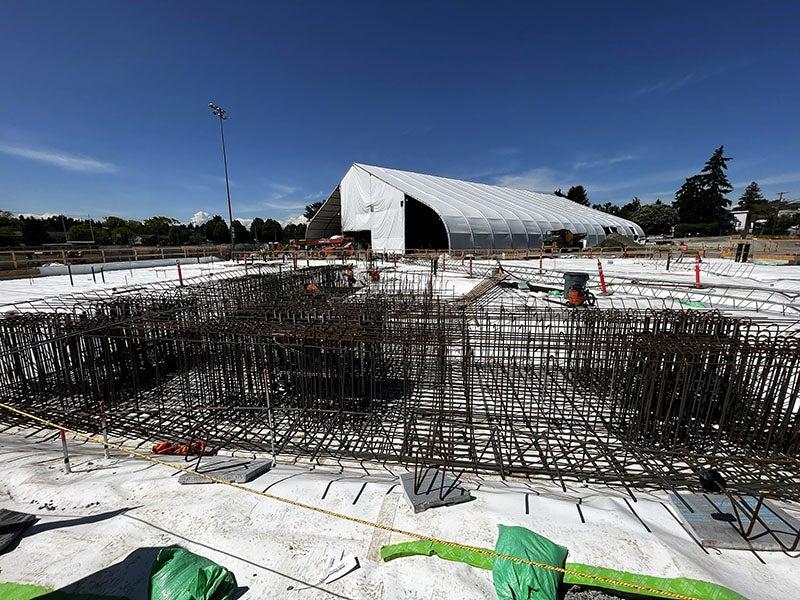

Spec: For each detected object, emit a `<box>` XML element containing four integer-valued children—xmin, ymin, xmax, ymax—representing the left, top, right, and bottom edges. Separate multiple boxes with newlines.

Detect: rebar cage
<box><xmin>1</xmin><ymin>264</ymin><xmax>798</xmax><ymax>501</ymax></box>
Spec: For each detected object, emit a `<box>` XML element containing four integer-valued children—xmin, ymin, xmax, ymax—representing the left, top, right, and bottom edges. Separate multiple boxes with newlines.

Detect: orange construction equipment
<box><xmin>567</xmin><ymin>288</ymin><xmax>586</xmax><ymax>306</ymax></box>
<box><xmin>152</xmin><ymin>439</ymin><xmax>207</xmax><ymax>456</ymax></box>
<box><xmin>305</xmin><ymin>282</ymin><xmax>321</xmax><ymax>295</ymax></box>
<box><xmin>368</xmin><ymin>269</ymin><xmax>380</xmax><ymax>282</ymax></box>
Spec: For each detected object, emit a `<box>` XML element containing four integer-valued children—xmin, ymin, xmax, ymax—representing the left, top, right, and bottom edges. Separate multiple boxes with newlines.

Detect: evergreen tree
<box><xmin>250</xmin><ymin>217</ymin><xmax>266</xmax><ymax>242</ymax></box>
<box><xmin>592</xmin><ymin>203</ymin><xmax>620</xmax><ymax>216</ymax></box>
<box><xmin>304</xmin><ymin>201</ymin><xmax>323</xmax><ymax>220</ymax></box>
<box><xmin>251</xmin><ymin>217</ymin><xmax>283</xmax><ymax>244</ymax></box>
<box><xmin>203</xmin><ymin>215</ymin><xmax>230</xmax><ymax>243</ymax></box>
<box><xmin>673</xmin><ymin>175</ymin><xmax>705</xmax><ymax>223</ymax></box>
<box><xmin>263</xmin><ymin>218</ymin><xmax>282</xmax><ymax>243</ymax></box>
<box><xmin>282</xmin><ymin>222</ymin><xmax>307</xmax><ymax>242</ymax></box>
<box><xmin>736</xmin><ymin>182</ymin><xmax>768</xmax><ymax>215</ymax></box>
<box><xmin>619</xmin><ymin>197</ymin><xmax>641</xmax><ymax>221</ymax></box>
<box><xmin>19</xmin><ymin>216</ymin><xmax>49</xmax><ymax>245</ymax></box>
<box><xmin>699</xmin><ymin>145</ymin><xmax>733</xmax><ymax>230</ymax></box>
<box><xmin>231</xmin><ymin>219</ymin><xmax>251</xmax><ymax>244</ymax></box>
<box><xmin>67</xmin><ymin>223</ymin><xmax>94</xmax><ymax>241</ymax></box>
<box><xmin>553</xmin><ymin>189</ymin><xmax>567</xmax><ymax>198</ymax></box>
<box><xmin>565</xmin><ymin>185</ymin><xmax>590</xmax><ymax>206</ymax></box>
<box><xmin>673</xmin><ymin>146</ymin><xmax>734</xmax><ymax>233</ymax></box>
<box><xmin>736</xmin><ymin>181</ymin><xmax>768</xmax><ymax>235</ymax></box>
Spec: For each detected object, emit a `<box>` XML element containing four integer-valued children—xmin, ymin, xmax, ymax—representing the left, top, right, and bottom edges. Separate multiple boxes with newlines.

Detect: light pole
<box><xmin>208</xmin><ymin>102</ymin><xmax>235</xmax><ymax>258</ymax></box>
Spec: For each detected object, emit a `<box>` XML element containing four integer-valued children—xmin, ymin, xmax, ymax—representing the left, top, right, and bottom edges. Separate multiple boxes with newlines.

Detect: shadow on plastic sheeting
<box><xmin>36</xmin><ymin>546</ymin><xmax>248</xmax><ymax>599</ymax></box>
<box><xmin>24</xmin><ymin>507</ymin><xmax>138</xmax><ymax>538</ymax></box>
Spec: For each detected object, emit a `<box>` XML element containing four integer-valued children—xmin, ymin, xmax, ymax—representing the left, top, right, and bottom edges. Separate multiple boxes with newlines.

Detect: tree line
<box><xmin>0</xmin><ymin>212</ymin><xmax>308</xmax><ymax>247</ymax></box>
<box><xmin>555</xmin><ymin>146</ymin><xmax>799</xmax><ymax>236</ymax></box>
<box><xmin>2</xmin><ymin>147</ymin><xmax>797</xmax><ymax>247</ymax></box>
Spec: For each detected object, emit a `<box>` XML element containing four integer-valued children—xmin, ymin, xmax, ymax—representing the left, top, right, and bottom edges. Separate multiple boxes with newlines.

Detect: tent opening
<box><xmin>343</xmin><ymin>230</ymin><xmax>372</xmax><ymax>249</ymax></box>
<box><xmin>405</xmin><ymin>196</ymin><xmax>448</xmax><ymax>250</ymax></box>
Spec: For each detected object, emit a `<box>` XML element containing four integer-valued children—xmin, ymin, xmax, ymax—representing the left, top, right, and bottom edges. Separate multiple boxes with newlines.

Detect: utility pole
<box><xmin>208</xmin><ymin>102</ymin><xmax>235</xmax><ymax>259</ymax></box>
<box><xmin>776</xmin><ymin>192</ymin><xmax>787</xmax><ymax>202</ymax></box>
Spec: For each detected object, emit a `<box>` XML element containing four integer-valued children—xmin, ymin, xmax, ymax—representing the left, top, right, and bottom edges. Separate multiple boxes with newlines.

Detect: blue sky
<box><xmin>1</xmin><ymin>1</ymin><xmax>799</xmax><ymax>225</ymax></box>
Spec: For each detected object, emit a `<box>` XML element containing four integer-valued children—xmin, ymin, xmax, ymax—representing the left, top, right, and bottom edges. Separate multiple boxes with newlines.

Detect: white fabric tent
<box><xmin>307</xmin><ymin>164</ymin><xmax>645</xmax><ymax>252</ymax></box>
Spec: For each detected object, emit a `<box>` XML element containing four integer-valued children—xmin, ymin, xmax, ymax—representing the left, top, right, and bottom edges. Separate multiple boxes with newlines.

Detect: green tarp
<box><xmin>678</xmin><ymin>299</ymin><xmax>706</xmax><ymax>308</ymax></box>
<box><xmin>493</xmin><ymin>525</ymin><xmax>568</xmax><ymax>600</ymax></box>
<box><xmin>380</xmin><ymin>539</ymin><xmax>494</xmax><ymax>571</ymax></box>
<box><xmin>0</xmin><ymin>582</ymin><xmax>128</xmax><ymax>600</ymax></box>
<box><xmin>380</xmin><ymin>526</ymin><xmax>749</xmax><ymax>600</ymax></box>
<box><xmin>1</xmin><ymin>547</ymin><xmax>238</xmax><ymax>600</ymax></box>
<box><xmin>563</xmin><ymin>564</ymin><xmax>747</xmax><ymax>600</ymax></box>
<box><xmin>149</xmin><ymin>547</ymin><xmax>237</xmax><ymax>600</ymax></box>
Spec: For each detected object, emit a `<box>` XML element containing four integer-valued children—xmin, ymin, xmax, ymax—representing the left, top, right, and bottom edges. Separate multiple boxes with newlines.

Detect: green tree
<box><xmin>0</xmin><ymin>211</ymin><xmax>22</xmax><ymax>246</ymax></box>
<box><xmin>250</xmin><ymin>217</ymin><xmax>266</xmax><ymax>242</ymax></box>
<box><xmin>282</xmin><ymin>222</ymin><xmax>307</xmax><ymax>242</ymax></box>
<box><xmin>304</xmin><ymin>201</ymin><xmax>323</xmax><ymax>220</ymax></box>
<box><xmin>592</xmin><ymin>203</ymin><xmax>621</xmax><ymax>216</ymax></box>
<box><xmin>673</xmin><ymin>175</ymin><xmax>706</xmax><ymax>223</ymax></box>
<box><xmin>566</xmin><ymin>185</ymin><xmax>589</xmax><ymax>206</ymax></box>
<box><xmin>203</xmin><ymin>216</ymin><xmax>230</xmax><ymax>243</ymax></box>
<box><xmin>184</xmin><ymin>224</ymin><xmax>205</xmax><ymax>245</ymax></box>
<box><xmin>231</xmin><ymin>220</ymin><xmax>251</xmax><ymax>244</ymax></box>
<box><xmin>735</xmin><ymin>181</ymin><xmax>768</xmax><ymax>235</ymax></box>
<box><xmin>736</xmin><ymin>181</ymin><xmax>768</xmax><ymax>215</ymax></box>
<box><xmin>102</xmin><ymin>216</ymin><xmax>139</xmax><ymax>244</ymax></box>
<box><xmin>632</xmin><ymin>200</ymin><xmax>678</xmax><ymax>235</ymax></box>
<box><xmin>264</xmin><ymin>219</ymin><xmax>282</xmax><ymax>243</ymax></box>
<box><xmin>699</xmin><ymin>145</ymin><xmax>734</xmax><ymax>231</ymax></box>
<box><xmin>618</xmin><ymin>197</ymin><xmax>641</xmax><ymax>221</ymax></box>
<box><xmin>251</xmin><ymin>218</ymin><xmax>282</xmax><ymax>244</ymax></box>
<box><xmin>67</xmin><ymin>223</ymin><xmax>94</xmax><ymax>241</ymax></box>
<box><xmin>673</xmin><ymin>146</ymin><xmax>734</xmax><ymax>233</ymax></box>
<box><xmin>553</xmin><ymin>189</ymin><xmax>566</xmax><ymax>198</ymax></box>
<box><xmin>141</xmin><ymin>216</ymin><xmax>179</xmax><ymax>236</ymax></box>
<box><xmin>19</xmin><ymin>216</ymin><xmax>49</xmax><ymax>245</ymax></box>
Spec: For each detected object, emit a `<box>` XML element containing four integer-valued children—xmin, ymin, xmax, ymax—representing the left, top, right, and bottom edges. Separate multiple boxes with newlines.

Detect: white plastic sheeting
<box><xmin>340</xmin><ymin>166</ymin><xmax>405</xmax><ymax>252</ymax></box>
<box><xmin>307</xmin><ymin>163</ymin><xmax>645</xmax><ymax>252</ymax></box>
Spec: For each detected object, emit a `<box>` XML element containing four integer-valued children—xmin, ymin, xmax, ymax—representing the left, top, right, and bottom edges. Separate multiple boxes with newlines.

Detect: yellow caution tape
<box><xmin>0</xmin><ymin>401</ymin><xmax>699</xmax><ymax>600</ymax></box>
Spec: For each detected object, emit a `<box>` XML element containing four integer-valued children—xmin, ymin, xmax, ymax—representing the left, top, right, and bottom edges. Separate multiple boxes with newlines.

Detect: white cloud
<box><xmin>16</xmin><ymin>212</ymin><xmax>63</xmax><ymax>219</ymax></box>
<box><xmin>0</xmin><ymin>143</ymin><xmax>117</xmax><ymax>173</ymax></box>
<box><xmin>733</xmin><ymin>171</ymin><xmax>800</xmax><ymax>188</ymax></box>
<box><xmin>304</xmin><ymin>190</ymin><xmax>326</xmax><ymax>201</ymax></box>
<box><xmin>236</xmin><ymin>217</ymin><xmax>254</xmax><ymax>229</ymax></box>
<box><xmin>586</xmin><ymin>168</ymin><xmax>691</xmax><ymax>194</ymax></box>
<box><xmin>188</xmin><ymin>211</ymin><xmax>212</xmax><ymax>226</ymax></box>
<box><xmin>573</xmin><ymin>154</ymin><xmax>638</xmax><ymax>170</ymax></box>
<box><xmin>632</xmin><ymin>73</ymin><xmax>696</xmax><ymax>97</ymax></box>
<box><xmin>279</xmin><ymin>214</ymin><xmax>308</xmax><ymax>227</ymax></box>
<box><xmin>263</xmin><ymin>201</ymin><xmax>307</xmax><ymax>209</ymax></box>
<box><xmin>269</xmin><ymin>182</ymin><xmax>298</xmax><ymax>195</ymax></box>
<box><xmin>490</xmin><ymin>147</ymin><xmax>520</xmax><ymax>157</ymax></box>
<box><xmin>631</xmin><ymin>60</ymin><xmax>754</xmax><ymax>99</ymax></box>
<box><xmin>494</xmin><ymin>163</ymin><xmax>692</xmax><ymax>205</ymax></box>
<box><xmin>495</xmin><ymin>167</ymin><xmax>566</xmax><ymax>193</ymax></box>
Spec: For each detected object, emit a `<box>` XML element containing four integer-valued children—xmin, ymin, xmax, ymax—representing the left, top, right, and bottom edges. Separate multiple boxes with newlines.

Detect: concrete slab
<box><xmin>399</xmin><ymin>470</ymin><xmax>472</xmax><ymax>513</ymax></box>
<box><xmin>178</xmin><ymin>458</ymin><xmax>273</xmax><ymax>485</ymax></box>
<box><xmin>669</xmin><ymin>493</ymin><xmax>800</xmax><ymax>551</ymax></box>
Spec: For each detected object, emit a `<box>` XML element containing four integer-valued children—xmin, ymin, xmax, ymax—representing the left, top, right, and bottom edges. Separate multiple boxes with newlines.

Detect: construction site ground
<box><xmin>0</xmin><ymin>257</ymin><xmax>798</xmax><ymax>600</ymax></box>
<box><xmin>1</xmin><ymin>428</ymin><xmax>798</xmax><ymax>600</ymax></box>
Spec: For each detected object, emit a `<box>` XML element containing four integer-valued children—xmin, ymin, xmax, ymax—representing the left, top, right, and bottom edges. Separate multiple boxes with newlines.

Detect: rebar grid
<box><xmin>1</xmin><ymin>265</ymin><xmax>798</xmax><ymax>501</ymax></box>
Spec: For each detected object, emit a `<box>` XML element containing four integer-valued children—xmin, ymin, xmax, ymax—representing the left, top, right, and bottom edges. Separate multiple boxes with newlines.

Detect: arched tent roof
<box><xmin>307</xmin><ymin>163</ymin><xmax>645</xmax><ymax>252</ymax></box>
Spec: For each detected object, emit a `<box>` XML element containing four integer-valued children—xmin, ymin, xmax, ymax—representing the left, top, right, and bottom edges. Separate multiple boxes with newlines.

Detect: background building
<box><xmin>307</xmin><ymin>164</ymin><xmax>644</xmax><ymax>252</ymax></box>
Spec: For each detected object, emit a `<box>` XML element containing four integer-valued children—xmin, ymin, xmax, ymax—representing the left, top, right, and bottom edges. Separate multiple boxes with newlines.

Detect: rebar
<box><xmin>1</xmin><ymin>264</ymin><xmax>798</xmax><ymax>501</ymax></box>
